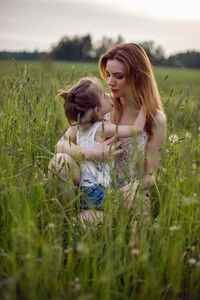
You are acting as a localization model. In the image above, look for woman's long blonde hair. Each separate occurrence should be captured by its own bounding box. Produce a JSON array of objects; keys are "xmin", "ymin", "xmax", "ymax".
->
[{"xmin": 99, "ymin": 43, "xmax": 164, "ymax": 136}]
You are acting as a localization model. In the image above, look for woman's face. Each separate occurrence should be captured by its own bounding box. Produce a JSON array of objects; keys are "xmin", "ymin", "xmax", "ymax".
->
[{"xmin": 105, "ymin": 59, "xmax": 130, "ymax": 99}]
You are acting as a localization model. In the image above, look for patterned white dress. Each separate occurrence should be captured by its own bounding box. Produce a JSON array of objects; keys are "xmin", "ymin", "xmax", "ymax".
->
[{"xmin": 105, "ymin": 113, "xmax": 148, "ymax": 186}]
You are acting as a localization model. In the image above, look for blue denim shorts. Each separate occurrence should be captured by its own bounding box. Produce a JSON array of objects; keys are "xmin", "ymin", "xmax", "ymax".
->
[{"xmin": 80, "ymin": 184, "xmax": 106, "ymax": 210}]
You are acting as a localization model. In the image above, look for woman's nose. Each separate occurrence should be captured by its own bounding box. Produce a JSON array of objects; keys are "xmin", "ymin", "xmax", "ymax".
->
[{"xmin": 107, "ymin": 76, "xmax": 115, "ymax": 86}]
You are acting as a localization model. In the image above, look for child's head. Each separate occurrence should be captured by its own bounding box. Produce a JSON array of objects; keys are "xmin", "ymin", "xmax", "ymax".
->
[{"xmin": 57, "ymin": 77, "xmax": 112, "ymax": 125}]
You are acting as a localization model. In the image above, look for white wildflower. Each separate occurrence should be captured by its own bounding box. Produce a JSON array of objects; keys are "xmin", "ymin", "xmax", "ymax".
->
[
  {"xmin": 70, "ymin": 277, "xmax": 81, "ymax": 292},
  {"xmin": 186, "ymin": 246, "xmax": 195, "ymax": 252},
  {"xmin": 131, "ymin": 248, "xmax": 140, "ymax": 256},
  {"xmin": 47, "ymin": 223, "xmax": 55, "ymax": 229},
  {"xmin": 169, "ymin": 134, "xmax": 179, "ymax": 143},
  {"xmin": 182, "ymin": 197, "xmax": 198, "ymax": 206},
  {"xmin": 187, "ymin": 258, "xmax": 197, "ymax": 266},
  {"xmin": 64, "ymin": 248, "xmax": 72, "ymax": 254},
  {"xmin": 192, "ymin": 163, "xmax": 196, "ymax": 170},
  {"xmin": 170, "ymin": 225, "xmax": 180, "ymax": 232},
  {"xmin": 71, "ymin": 282, "xmax": 80, "ymax": 292},
  {"xmin": 185, "ymin": 132, "xmax": 192, "ymax": 139},
  {"xmin": 76, "ymin": 242, "xmax": 88, "ymax": 255},
  {"xmin": 153, "ymin": 221, "xmax": 159, "ymax": 230}
]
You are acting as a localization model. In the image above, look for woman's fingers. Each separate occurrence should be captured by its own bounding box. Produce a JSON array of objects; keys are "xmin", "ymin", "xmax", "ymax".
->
[
  {"xmin": 94, "ymin": 136, "xmax": 124, "ymax": 161},
  {"xmin": 104, "ymin": 136, "xmax": 115, "ymax": 145},
  {"xmin": 112, "ymin": 148, "xmax": 124, "ymax": 156},
  {"xmin": 104, "ymin": 136, "xmax": 123, "ymax": 148},
  {"xmin": 108, "ymin": 141, "xmax": 124, "ymax": 157}
]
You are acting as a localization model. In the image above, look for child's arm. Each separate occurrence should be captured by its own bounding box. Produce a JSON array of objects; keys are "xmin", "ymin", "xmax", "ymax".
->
[
  {"xmin": 56, "ymin": 125, "xmax": 123, "ymax": 160},
  {"xmin": 96, "ymin": 123, "xmax": 141, "ymax": 141},
  {"xmin": 95, "ymin": 106, "xmax": 146, "ymax": 141}
]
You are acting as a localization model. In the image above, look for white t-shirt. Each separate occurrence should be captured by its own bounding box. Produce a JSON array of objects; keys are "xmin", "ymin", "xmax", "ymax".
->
[{"xmin": 76, "ymin": 122, "xmax": 111, "ymax": 187}]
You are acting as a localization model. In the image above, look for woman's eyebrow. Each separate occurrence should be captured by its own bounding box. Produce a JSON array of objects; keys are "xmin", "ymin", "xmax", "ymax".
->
[{"xmin": 106, "ymin": 70, "xmax": 124, "ymax": 75}]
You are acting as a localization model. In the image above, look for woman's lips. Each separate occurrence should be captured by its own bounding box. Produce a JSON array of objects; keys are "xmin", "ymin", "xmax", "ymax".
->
[{"xmin": 111, "ymin": 88, "xmax": 119, "ymax": 93}]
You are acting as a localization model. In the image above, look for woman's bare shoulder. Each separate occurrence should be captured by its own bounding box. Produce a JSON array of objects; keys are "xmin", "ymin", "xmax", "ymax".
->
[
  {"xmin": 155, "ymin": 109, "xmax": 166, "ymax": 122},
  {"xmin": 154, "ymin": 109, "xmax": 166, "ymax": 128},
  {"xmin": 146, "ymin": 110, "xmax": 166, "ymax": 150}
]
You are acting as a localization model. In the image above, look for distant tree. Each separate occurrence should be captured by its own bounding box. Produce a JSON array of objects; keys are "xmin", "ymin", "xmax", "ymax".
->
[
  {"xmin": 139, "ymin": 41, "xmax": 166, "ymax": 65},
  {"xmin": 0, "ymin": 50, "xmax": 47, "ymax": 60},
  {"xmin": 51, "ymin": 34, "xmax": 92, "ymax": 61},
  {"xmin": 167, "ymin": 51, "xmax": 200, "ymax": 68},
  {"xmin": 93, "ymin": 35, "xmax": 125, "ymax": 60},
  {"xmin": 165, "ymin": 55, "xmax": 184, "ymax": 68}
]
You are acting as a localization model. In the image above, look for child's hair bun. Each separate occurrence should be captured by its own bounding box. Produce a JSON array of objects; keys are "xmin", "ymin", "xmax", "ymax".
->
[{"xmin": 56, "ymin": 89, "xmax": 69, "ymax": 100}]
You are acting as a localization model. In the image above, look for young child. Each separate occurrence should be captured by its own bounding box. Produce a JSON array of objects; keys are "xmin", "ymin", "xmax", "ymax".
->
[{"xmin": 57, "ymin": 77, "xmax": 145, "ymax": 210}]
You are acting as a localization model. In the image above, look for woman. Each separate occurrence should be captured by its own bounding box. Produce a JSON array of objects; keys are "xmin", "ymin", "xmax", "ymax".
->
[{"xmin": 48, "ymin": 43, "xmax": 166, "ymax": 219}]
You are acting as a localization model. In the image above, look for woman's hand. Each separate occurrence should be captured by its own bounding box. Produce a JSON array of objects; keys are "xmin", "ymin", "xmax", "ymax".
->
[{"xmin": 91, "ymin": 136, "xmax": 124, "ymax": 161}]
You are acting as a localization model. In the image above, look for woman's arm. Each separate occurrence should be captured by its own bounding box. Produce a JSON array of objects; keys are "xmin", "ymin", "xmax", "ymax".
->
[
  {"xmin": 142, "ymin": 110, "xmax": 167, "ymax": 189},
  {"xmin": 56, "ymin": 126, "xmax": 123, "ymax": 161}
]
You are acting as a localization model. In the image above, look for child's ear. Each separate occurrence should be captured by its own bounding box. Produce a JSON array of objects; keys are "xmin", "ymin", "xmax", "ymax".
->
[{"xmin": 94, "ymin": 106, "xmax": 101, "ymax": 117}]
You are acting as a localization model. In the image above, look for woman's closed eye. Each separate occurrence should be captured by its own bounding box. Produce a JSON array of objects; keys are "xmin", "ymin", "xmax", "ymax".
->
[
  {"xmin": 106, "ymin": 73, "xmax": 124, "ymax": 80},
  {"xmin": 115, "ymin": 74, "xmax": 124, "ymax": 79}
]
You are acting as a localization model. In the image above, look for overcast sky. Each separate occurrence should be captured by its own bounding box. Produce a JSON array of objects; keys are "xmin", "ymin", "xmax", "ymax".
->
[{"xmin": 0, "ymin": 0, "xmax": 200, "ymax": 56}]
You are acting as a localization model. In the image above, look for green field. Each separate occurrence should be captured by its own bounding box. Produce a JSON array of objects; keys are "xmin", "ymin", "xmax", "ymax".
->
[{"xmin": 0, "ymin": 60, "xmax": 200, "ymax": 300}]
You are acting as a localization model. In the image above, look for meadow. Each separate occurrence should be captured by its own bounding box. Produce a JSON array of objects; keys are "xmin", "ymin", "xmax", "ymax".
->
[{"xmin": 0, "ymin": 59, "xmax": 200, "ymax": 300}]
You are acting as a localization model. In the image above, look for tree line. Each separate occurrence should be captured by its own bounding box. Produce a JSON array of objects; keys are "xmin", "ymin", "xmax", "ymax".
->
[{"xmin": 0, "ymin": 34, "xmax": 200, "ymax": 68}]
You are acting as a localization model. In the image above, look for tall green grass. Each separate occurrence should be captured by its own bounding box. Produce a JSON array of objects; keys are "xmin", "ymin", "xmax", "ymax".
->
[{"xmin": 0, "ymin": 60, "xmax": 200, "ymax": 300}]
